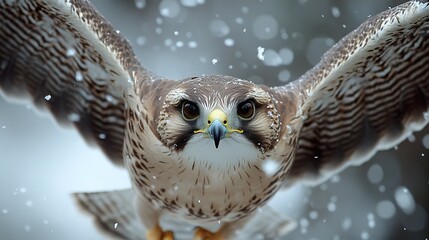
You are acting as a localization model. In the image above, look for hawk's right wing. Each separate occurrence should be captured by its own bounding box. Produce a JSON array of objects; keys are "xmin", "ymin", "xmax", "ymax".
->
[{"xmin": 0, "ymin": 0, "xmax": 162, "ymax": 165}]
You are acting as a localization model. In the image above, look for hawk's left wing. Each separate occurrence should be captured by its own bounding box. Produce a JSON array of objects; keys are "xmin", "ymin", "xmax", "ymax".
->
[{"xmin": 273, "ymin": 0, "xmax": 429, "ymax": 184}]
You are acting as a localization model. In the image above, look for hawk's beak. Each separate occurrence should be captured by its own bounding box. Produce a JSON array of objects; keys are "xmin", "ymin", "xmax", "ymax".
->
[
  {"xmin": 194, "ymin": 109, "xmax": 243, "ymax": 149},
  {"xmin": 208, "ymin": 119, "xmax": 227, "ymax": 149}
]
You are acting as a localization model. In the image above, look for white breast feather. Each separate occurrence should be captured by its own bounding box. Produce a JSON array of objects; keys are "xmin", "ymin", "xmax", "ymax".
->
[{"xmin": 179, "ymin": 133, "xmax": 263, "ymax": 170}]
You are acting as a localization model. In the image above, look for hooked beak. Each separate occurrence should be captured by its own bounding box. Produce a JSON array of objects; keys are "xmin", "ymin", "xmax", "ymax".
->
[
  {"xmin": 208, "ymin": 120, "xmax": 227, "ymax": 148},
  {"xmin": 194, "ymin": 109, "xmax": 243, "ymax": 149}
]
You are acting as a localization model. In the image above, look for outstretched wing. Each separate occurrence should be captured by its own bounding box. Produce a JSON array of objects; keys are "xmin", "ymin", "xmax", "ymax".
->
[
  {"xmin": 0, "ymin": 0, "xmax": 160, "ymax": 165},
  {"xmin": 275, "ymin": 0, "xmax": 429, "ymax": 184}
]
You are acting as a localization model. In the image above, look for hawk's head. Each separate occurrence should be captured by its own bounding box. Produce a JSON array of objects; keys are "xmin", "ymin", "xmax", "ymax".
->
[{"xmin": 157, "ymin": 75, "xmax": 281, "ymax": 166}]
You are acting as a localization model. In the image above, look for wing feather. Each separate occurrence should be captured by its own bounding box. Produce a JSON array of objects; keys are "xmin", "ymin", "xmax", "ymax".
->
[
  {"xmin": 0, "ymin": 0, "xmax": 161, "ymax": 165},
  {"xmin": 273, "ymin": 0, "xmax": 429, "ymax": 184}
]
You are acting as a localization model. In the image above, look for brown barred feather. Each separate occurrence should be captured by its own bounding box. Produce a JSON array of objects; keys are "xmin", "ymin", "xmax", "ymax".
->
[
  {"xmin": 0, "ymin": 0, "xmax": 166, "ymax": 165},
  {"xmin": 274, "ymin": 0, "xmax": 429, "ymax": 184}
]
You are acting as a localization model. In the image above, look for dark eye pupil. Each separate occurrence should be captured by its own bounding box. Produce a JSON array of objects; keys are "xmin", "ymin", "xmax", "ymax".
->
[
  {"xmin": 238, "ymin": 101, "xmax": 254, "ymax": 119},
  {"xmin": 182, "ymin": 102, "xmax": 199, "ymax": 120}
]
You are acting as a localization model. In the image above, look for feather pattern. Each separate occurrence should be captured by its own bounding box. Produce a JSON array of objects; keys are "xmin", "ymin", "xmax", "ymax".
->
[
  {"xmin": 273, "ymin": 0, "xmax": 429, "ymax": 184},
  {"xmin": 0, "ymin": 0, "xmax": 160, "ymax": 165}
]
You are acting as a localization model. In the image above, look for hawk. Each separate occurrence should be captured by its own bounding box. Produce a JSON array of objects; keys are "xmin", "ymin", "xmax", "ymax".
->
[{"xmin": 0, "ymin": 0, "xmax": 428, "ymax": 239}]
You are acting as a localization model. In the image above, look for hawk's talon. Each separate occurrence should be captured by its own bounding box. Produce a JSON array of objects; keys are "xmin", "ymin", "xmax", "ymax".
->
[
  {"xmin": 193, "ymin": 227, "xmax": 224, "ymax": 240},
  {"xmin": 162, "ymin": 231, "xmax": 174, "ymax": 240},
  {"xmin": 146, "ymin": 224, "xmax": 174, "ymax": 240}
]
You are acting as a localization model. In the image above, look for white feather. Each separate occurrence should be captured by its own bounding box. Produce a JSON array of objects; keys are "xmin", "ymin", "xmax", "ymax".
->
[{"xmin": 179, "ymin": 133, "xmax": 263, "ymax": 171}]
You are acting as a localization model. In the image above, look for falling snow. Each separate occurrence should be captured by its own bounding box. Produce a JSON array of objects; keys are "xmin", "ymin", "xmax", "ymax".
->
[
  {"xmin": 135, "ymin": 0, "xmax": 146, "ymax": 9},
  {"xmin": 67, "ymin": 113, "xmax": 80, "ymax": 122},
  {"xmin": 262, "ymin": 49, "xmax": 283, "ymax": 66},
  {"xmin": 136, "ymin": 36, "xmax": 146, "ymax": 46},
  {"xmin": 367, "ymin": 164, "xmax": 384, "ymax": 184},
  {"xmin": 75, "ymin": 71, "xmax": 83, "ymax": 81},
  {"xmin": 252, "ymin": 15, "xmax": 279, "ymax": 40},
  {"xmin": 279, "ymin": 48, "xmax": 294, "ymax": 65},
  {"xmin": 159, "ymin": 0, "xmax": 181, "ymax": 18},
  {"xmin": 394, "ymin": 186, "xmax": 416, "ymax": 215},
  {"xmin": 331, "ymin": 6, "xmax": 341, "ymax": 18},
  {"xmin": 360, "ymin": 231, "xmax": 369, "ymax": 240},
  {"xmin": 342, "ymin": 218, "xmax": 352, "ymax": 231},
  {"xmin": 24, "ymin": 200, "xmax": 33, "ymax": 208},
  {"xmin": 367, "ymin": 213, "xmax": 376, "ymax": 228},
  {"xmin": 262, "ymin": 159, "xmax": 280, "ymax": 177},
  {"xmin": 66, "ymin": 48, "xmax": 76, "ymax": 57},
  {"xmin": 278, "ymin": 69, "xmax": 291, "ymax": 82},
  {"xmin": 309, "ymin": 210, "xmax": 318, "ymax": 220},
  {"xmin": 188, "ymin": 41, "xmax": 198, "ymax": 48},
  {"xmin": 376, "ymin": 200, "xmax": 396, "ymax": 219},
  {"xmin": 327, "ymin": 202, "xmax": 336, "ymax": 212},
  {"xmin": 224, "ymin": 38, "xmax": 235, "ymax": 47},
  {"xmin": 210, "ymin": 19, "xmax": 230, "ymax": 38},
  {"xmin": 257, "ymin": 46, "xmax": 265, "ymax": 61},
  {"xmin": 180, "ymin": 0, "xmax": 205, "ymax": 7}
]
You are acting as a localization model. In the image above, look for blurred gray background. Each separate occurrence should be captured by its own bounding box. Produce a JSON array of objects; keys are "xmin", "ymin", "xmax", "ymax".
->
[{"xmin": 0, "ymin": 0, "xmax": 428, "ymax": 239}]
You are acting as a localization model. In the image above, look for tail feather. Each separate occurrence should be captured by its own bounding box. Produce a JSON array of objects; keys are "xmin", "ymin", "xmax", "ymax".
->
[
  {"xmin": 73, "ymin": 189, "xmax": 296, "ymax": 240},
  {"xmin": 74, "ymin": 189, "xmax": 144, "ymax": 240}
]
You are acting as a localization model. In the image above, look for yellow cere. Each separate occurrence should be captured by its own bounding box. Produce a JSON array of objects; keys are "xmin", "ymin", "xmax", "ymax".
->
[
  {"xmin": 208, "ymin": 109, "xmax": 227, "ymax": 125},
  {"xmin": 194, "ymin": 109, "xmax": 244, "ymax": 134}
]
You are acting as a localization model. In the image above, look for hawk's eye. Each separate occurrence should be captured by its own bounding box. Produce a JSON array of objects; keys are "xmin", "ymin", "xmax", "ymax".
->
[
  {"xmin": 237, "ymin": 100, "xmax": 255, "ymax": 120},
  {"xmin": 182, "ymin": 101, "xmax": 199, "ymax": 121}
]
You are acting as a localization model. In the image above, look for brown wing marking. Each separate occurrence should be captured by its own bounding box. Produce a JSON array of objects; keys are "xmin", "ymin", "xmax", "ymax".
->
[
  {"xmin": 0, "ymin": 0, "xmax": 166, "ymax": 165},
  {"xmin": 272, "ymin": 1, "xmax": 429, "ymax": 184}
]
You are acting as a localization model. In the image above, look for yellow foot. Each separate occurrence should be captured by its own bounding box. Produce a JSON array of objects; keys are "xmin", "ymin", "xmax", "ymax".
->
[
  {"xmin": 146, "ymin": 224, "xmax": 174, "ymax": 240},
  {"xmin": 193, "ymin": 227, "xmax": 223, "ymax": 240}
]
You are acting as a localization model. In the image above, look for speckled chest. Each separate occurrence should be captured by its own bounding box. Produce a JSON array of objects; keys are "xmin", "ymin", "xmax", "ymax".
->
[{"xmin": 123, "ymin": 109, "xmax": 286, "ymax": 223}]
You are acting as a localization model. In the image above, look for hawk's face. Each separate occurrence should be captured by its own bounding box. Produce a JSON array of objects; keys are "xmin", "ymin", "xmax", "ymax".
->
[{"xmin": 157, "ymin": 75, "xmax": 281, "ymax": 167}]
